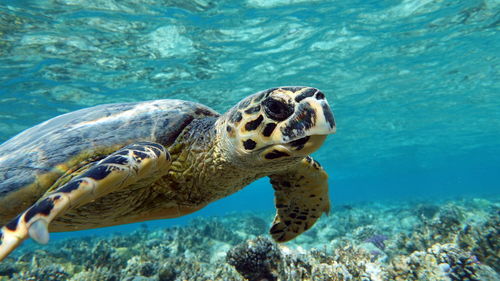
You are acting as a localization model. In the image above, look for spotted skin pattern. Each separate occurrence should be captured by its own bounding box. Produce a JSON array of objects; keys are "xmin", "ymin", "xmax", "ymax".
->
[
  {"xmin": 0, "ymin": 142, "xmax": 170, "ymax": 261},
  {"xmin": 222, "ymin": 87, "xmax": 335, "ymax": 159},
  {"xmin": 269, "ymin": 156, "xmax": 329, "ymax": 242},
  {"xmin": 0, "ymin": 99, "xmax": 217, "ymax": 225},
  {"xmin": 220, "ymin": 87, "xmax": 335, "ymax": 241},
  {"xmin": 0, "ymin": 86, "xmax": 336, "ymax": 261}
]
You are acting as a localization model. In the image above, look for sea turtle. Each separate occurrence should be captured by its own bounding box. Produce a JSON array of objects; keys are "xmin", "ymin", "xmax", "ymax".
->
[{"xmin": 0, "ymin": 86, "xmax": 335, "ymax": 261}]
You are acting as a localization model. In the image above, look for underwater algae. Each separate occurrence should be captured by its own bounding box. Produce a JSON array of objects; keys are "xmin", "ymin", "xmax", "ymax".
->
[{"xmin": 0, "ymin": 197, "xmax": 498, "ymax": 280}]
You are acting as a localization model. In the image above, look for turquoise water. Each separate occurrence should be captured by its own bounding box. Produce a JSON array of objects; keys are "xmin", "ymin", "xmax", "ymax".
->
[{"xmin": 0, "ymin": 0, "xmax": 499, "ymax": 240}]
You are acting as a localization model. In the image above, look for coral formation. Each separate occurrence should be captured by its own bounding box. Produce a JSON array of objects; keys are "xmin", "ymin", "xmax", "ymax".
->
[
  {"xmin": 226, "ymin": 236, "xmax": 282, "ymax": 281},
  {"xmin": 388, "ymin": 243, "xmax": 498, "ymax": 281},
  {"xmin": 0, "ymin": 197, "xmax": 498, "ymax": 281}
]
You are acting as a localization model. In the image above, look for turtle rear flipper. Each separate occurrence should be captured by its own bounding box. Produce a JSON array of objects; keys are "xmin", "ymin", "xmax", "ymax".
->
[
  {"xmin": 269, "ymin": 156, "xmax": 330, "ymax": 242},
  {"xmin": 0, "ymin": 141, "xmax": 171, "ymax": 261}
]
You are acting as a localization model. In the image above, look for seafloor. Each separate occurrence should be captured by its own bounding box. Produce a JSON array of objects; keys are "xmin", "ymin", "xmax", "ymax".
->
[{"xmin": 0, "ymin": 196, "xmax": 498, "ymax": 281}]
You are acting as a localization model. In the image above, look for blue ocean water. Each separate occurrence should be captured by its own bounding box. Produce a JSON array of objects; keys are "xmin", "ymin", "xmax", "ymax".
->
[{"xmin": 0, "ymin": 0, "xmax": 498, "ymax": 243}]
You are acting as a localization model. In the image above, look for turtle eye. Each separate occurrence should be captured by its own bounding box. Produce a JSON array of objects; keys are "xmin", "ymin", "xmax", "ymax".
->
[{"xmin": 263, "ymin": 98, "xmax": 294, "ymax": 121}]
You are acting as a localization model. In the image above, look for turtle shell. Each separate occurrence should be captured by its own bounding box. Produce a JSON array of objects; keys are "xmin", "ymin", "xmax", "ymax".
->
[{"xmin": 0, "ymin": 99, "xmax": 219, "ymax": 224}]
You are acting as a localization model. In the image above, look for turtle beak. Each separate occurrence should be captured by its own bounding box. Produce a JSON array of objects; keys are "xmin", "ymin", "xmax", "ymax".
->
[
  {"xmin": 284, "ymin": 134, "xmax": 328, "ymax": 155},
  {"xmin": 300, "ymin": 101, "xmax": 336, "ymax": 137},
  {"xmin": 267, "ymin": 89, "xmax": 335, "ymax": 157},
  {"xmin": 277, "ymin": 93, "xmax": 336, "ymax": 143}
]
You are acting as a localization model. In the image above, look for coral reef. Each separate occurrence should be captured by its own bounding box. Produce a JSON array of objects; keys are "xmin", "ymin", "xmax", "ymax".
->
[
  {"xmin": 388, "ymin": 243, "xmax": 499, "ymax": 281},
  {"xmin": 0, "ymin": 197, "xmax": 498, "ymax": 281},
  {"xmin": 226, "ymin": 236, "xmax": 282, "ymax": 281},
  {"xmin": 8, "ymin": 257, "xmax": 70, "ymax": 281}
]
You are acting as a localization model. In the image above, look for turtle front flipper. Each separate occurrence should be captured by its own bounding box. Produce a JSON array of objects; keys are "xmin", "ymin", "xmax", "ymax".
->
[
  {"xmin": 0, "ymin": 141, "xmax": 170, "ymax": 261},
  {"xmin": 269, "ymin": 156, "xmax": 330, "ymax": 242}
]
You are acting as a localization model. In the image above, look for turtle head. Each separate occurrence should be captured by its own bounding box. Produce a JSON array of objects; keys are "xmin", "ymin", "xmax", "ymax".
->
[{"xmin": 220, "ymin": 86, "xmax": 335, "ymax": 165}]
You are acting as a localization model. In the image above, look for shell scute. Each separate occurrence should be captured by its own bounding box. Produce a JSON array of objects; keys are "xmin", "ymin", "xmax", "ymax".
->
[{"xmin": 0, "ymin": 99, "xmax": 218, "ymax": 224}]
